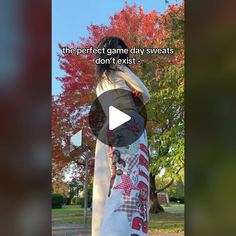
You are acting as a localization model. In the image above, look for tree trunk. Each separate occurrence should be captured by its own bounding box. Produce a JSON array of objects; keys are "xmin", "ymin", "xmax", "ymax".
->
[{"xmin": 149, "ymin": 173, "xmax": 164, "ymax": 213}]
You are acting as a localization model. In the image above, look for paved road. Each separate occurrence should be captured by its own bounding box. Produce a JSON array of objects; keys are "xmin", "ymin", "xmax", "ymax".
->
[
  {"xmin": 52, "ymin": 222, "xmax": 90, "ymax": 236},
  {"xmin": 52, "ymin": 222, "xmax": 184, "ymax": 236}
]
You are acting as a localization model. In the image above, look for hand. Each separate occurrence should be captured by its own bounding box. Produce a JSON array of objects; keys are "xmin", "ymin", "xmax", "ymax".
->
[{"xmin": 132, "ymin": 90, "xmax": 141, "ymax": 97}]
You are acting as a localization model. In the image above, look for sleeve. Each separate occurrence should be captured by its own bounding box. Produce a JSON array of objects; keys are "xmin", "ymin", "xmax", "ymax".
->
[{"xmin": 115, "ymin": 66, "xmax": 151, "ymax": 104}]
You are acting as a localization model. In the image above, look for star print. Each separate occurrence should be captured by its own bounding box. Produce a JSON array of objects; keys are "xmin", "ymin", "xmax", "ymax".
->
[
  {"xmin": 114, "ymin": 195, "xmax": 139, "ymax": 222},
  {"xmin": 113, "ymin": 174, "xmax": 139, "ymax": 196}
]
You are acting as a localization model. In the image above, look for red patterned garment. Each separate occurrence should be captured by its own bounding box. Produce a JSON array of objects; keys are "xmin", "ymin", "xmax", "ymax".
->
[{"xmin": 92, "ymin": 132, "xmax": 150, "ymax": 236}]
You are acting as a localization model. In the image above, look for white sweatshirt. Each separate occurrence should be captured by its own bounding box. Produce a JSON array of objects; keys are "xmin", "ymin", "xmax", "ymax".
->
[{"xmin": 96, "ymin": 65, "xmax": 150, "ymax": 104}]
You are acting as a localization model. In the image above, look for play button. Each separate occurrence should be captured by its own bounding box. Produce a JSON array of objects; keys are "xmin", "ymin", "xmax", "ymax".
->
[
  {"xmin": 89, "ymin": 89, "xmax": 147, "ymax": 147},
  {"xmin": 109, "ymin": 106, "xmax": 131, "ymax": 131}
]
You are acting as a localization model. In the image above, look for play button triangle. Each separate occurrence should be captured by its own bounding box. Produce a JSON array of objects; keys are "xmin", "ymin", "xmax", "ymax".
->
[
  {"xmin": 109, "ymin": 106, "xmax": 131, "ymax": 131},
  {"xmin": 89, "ymin": 89, "xmax": 147, "ymax": 147}
]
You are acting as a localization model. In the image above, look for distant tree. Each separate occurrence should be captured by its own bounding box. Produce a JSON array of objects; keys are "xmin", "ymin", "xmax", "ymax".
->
[
  {"xmin": 68, "ymin": 178, "xmax": 84, "ymax": 200},
  {"xmin": 52, "ymin": 180, "xmax": 69, "ymax": 198}
]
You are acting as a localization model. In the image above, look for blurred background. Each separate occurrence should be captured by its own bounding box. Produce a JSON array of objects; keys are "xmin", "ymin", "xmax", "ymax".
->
[
  {"xmin": 0, "ymin": 0, "xmax": 51, "ymax": 235},
  {"xmin": 185, "ymin": 0, "xmax": 236, "ymax": 235}
]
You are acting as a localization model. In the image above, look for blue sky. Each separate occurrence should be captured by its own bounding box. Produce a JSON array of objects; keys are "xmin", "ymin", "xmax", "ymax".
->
[{"xmin": 52, "ymin": 0, "xmax": 180, "ymax": 95}]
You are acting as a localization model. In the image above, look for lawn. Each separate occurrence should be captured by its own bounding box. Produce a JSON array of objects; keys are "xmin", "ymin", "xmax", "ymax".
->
[
  {"xmin": 149, "ymin": 204, "xmax": 184, "ymax": 233},
  {"xmin": 52, "ymin": 205, "xmax": 92, "ymax": 224},
  {"xmin": 52, "ymin": 204, "xmax": 184, "ymax": 233},
  {"xmin": 52, "ymin": 205, "xmax": 85, "ymax": 215}
]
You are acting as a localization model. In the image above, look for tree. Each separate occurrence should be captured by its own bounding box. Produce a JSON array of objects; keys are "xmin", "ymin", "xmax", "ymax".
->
[
  {"xmin": 52, "ymin": 180, "xmax": 69, "ymax": 198},
  {"xmin": 157, "ymin": 168, "xmax": 184, "ymax": 200},
  {"xmin": 68, "ymin": 178, "xmax": 83, "ymax": 200},
  {"xmin": 146, "ymin": 63, "xmax": 184, "ymax": 212},
  {"xmin": 52, "ymin": 2, "xmax": 184, "ymax": 213}
]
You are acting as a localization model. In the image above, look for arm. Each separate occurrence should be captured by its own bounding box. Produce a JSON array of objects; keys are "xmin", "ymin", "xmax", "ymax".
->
[{"xmin": 115, "ymin": 66, "xmax": 151, "ymax": 104}]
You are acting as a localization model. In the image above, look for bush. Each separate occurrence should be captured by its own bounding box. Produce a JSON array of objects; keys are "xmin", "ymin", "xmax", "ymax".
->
[
  {"xmin": 77, "ymin": 197, "xmax": 84, "ymax": 206},
  {"xmin": 70, "ymin": 186, "xmax": 93, "ymax": 207},
  {"xmin": 71, "ymin": 196, "xmax": 80, "ymax": 205},
  {"xmin": 64, "ymin": 197, "xmax": 71, "ymax": 205},
  {"xmin": 71, "ymin": 196, "xmax": 92, "ymax": 207},
  {"xmin": 52, "ymin": 193, "xmax": 64, "ymax": 208},
  {"xmin": 79, "ymin": 196, "xmax": 92, "ymax": 208}
]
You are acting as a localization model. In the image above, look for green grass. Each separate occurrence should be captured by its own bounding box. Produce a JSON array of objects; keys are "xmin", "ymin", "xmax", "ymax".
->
[
  {"xmin": 54, "ymin": 216, "xmax": 92, "ymax": 224},
  {"xmin": 149, "ymin": 204, "xmax": 184, "ymax": 233},
  {"xmin": 52, "ymin": 204, "xmax": 184, "ymax": 233},
  {"xmin": 164, "ymin": 204, "xmax": 185, "ymax": 213},
  {"xmin": 52, "ymin": 205, "xmax": 85, "ymax": 215},
  {"xmin": 52, "ymin": 205, "xmax": 92, "ymax": 224}
]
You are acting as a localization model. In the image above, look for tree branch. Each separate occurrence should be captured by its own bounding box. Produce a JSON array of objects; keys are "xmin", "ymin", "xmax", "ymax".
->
[
  {"xmin": 157, "ymin": 179, "xmax": 174, "ymax": 193},
  {"xmin": 156, "ymin": 167, "xmax": 182, "ymax": 193}
]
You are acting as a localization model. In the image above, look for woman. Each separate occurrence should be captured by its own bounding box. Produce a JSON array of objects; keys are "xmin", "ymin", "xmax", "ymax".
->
[{"xmin": 92, "ymin": 36, "xmax": 150, "ymax": 236}]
